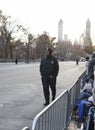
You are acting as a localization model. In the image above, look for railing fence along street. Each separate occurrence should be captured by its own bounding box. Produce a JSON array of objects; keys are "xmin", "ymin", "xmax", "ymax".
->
[
  {"xmin": 85, "ymin": 106, "xmax": 95, "ymax": 130},
  {"xmin": 31, "ymin": 71, "xmax": 86, "ymax": 130}
]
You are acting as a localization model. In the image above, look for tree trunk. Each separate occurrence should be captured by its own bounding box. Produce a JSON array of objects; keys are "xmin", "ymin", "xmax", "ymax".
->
[
  {"xmin": 5, "ymin": 44, "xmax": 8, "ymax": 59},
  {"xmin": 10, "ymin": 45, "xmax": 13, "ymax": 59}
]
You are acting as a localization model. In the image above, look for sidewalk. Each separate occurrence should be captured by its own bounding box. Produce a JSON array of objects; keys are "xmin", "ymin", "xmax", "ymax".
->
[{"xmin": 68, "ymin": 120, "xmax": 83, "ymax": 130}]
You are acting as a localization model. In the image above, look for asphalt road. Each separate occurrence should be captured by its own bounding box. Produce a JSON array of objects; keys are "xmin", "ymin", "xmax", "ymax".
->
[{"xmin": 0, "ymin": 61, "xmax": 85, "ymax": 130}]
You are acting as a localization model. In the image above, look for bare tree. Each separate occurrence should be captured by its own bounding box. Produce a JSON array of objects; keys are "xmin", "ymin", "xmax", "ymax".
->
[
  {"xmin": 35, "ymin": 32, "xmax": 56, "ymax": 57},
  {"xmin": 20, "ymin": 26, "xmax": 35, "ymax": 61},
  {"xmin": 0, "ymin": 11, "xmax": 24, "ymax": 59}
]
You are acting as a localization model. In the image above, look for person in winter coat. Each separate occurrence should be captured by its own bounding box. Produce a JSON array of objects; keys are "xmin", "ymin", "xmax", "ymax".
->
[
  {"xmin": 88, "ymin": 53, "xmax": 95, "ymax": 81},
  {"xmin": 40, "ymin": 48, "xmax": 59, "ymax": 106}
]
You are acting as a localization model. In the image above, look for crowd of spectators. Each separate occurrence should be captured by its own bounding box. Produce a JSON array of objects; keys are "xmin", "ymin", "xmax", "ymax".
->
[{"xmin": 73, "ymin": 53, "xmax": 95, "ymax": 130}]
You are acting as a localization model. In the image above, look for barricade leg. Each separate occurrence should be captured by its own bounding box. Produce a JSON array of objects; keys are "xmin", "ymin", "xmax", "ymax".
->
[{"xmin": 22, "ymin": 127, "xmax": 30, "ymax": 130}]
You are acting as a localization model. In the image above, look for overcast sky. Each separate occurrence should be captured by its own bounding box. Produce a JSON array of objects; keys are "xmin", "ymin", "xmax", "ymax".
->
[{"xmin": 0, "ymin": 0, "xmax": 95, "ymax": 43}]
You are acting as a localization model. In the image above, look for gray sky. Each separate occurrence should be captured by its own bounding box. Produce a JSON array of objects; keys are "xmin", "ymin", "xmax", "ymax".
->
[{"xmin": 0, "ymin": 0, "xmax": 95, "ymax": 43}]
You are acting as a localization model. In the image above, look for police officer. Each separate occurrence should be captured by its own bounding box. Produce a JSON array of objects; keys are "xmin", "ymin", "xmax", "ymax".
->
[
  {"xmin": 88, "ymin": 53, "xmax": 95, "ymax": 81},
  {"xmin": 40, "ymin": 48, "xmax": 59, "ymax": 106}
]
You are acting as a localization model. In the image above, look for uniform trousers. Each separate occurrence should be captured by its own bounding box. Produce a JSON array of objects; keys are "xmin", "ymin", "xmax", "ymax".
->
[{"xmin": 41, "ymin": 76, "xmax": 56, "ymax": 103}]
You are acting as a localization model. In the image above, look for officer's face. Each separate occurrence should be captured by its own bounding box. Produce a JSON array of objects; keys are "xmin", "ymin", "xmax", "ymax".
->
[{"xmin": 45, "ymin": 50, "xmax": 51, "ymax": 57}]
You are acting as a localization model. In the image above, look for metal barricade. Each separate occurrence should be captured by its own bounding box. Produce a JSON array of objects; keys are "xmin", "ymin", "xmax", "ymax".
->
[
  {"xmin": 86, "ymin": 106, "xmax": 95, "ymax": 130},
  {"xmin": 32, "ymin": 90, "xmax": 68, "ymax": 130},
  {"xmin": 32, "ymin": 71, "xmax": 86, "ymax": 130},
  {"xmin": 65, "ymin": 71, "xmax": 85, "ymax": 127}
]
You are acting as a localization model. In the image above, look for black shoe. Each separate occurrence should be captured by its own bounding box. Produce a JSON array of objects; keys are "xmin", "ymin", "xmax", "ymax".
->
[
  {"xmin": 52, "ymin": 97, "xmax": 55, "ymax": 101},
  {"xmin": 43, "ymin": 102, "xmax": 49, "ymax": 106}
]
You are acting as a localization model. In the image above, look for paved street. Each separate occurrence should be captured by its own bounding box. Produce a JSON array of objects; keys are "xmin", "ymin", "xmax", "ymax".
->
[{"xmin": 0, "ymin": 61, "xmax": 85, "ymax": 130}]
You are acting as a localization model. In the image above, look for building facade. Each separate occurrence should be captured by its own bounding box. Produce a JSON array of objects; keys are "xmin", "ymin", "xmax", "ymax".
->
[
  {"xmin": 58, "ymin": 19, "xmax": 63, "ymax": 42},
  {"xmin": 84, "ymin": 18, "xmax": 93, "ymax": 53}
]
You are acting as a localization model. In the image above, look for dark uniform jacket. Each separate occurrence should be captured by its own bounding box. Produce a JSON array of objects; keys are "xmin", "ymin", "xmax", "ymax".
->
[
  {"xmin": 88, "ymin": 58, "xmax": 95, "ymax": 79},
  {"xmin": 40, "ymin": 56, "xmax": 59, "ymax": 77}
]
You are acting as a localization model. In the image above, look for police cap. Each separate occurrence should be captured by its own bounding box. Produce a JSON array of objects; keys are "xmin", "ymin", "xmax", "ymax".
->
[{"xmin": 46, "ymin": 48, "xmax": 53, "ymax": 53}]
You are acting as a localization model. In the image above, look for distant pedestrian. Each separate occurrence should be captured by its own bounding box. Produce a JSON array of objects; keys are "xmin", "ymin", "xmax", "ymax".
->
[
  {"xmin": 40, "ymin": 48, "xmax": 59, "ymax": 106},
  {"xmin": 85, "ymin": 56, "xmax": 90, "ymax": 76},
  {"xmin": 15, "ymin": 58, "xmax": 18, "ymax": 64},
  {"xmin": 76, "ymin": 56, "xmax": 79, "ymax": 65}
]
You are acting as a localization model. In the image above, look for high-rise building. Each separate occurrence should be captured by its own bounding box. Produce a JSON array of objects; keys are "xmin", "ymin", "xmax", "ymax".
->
[
  {"xmin": 79, "ymin": 33, "xmax": 85, "ymax": 47},
  {"xmin": 84, "ymin": 18, "xmax": 91, "ymax": 46},
  {"xmin": 58, "ymin": 19, "xmax": 63, "ymax": 42},
  {"xmin": 64, "ymin": 34, "xmax": 68, "ymax": 41},
  {"xmin": 84, "ymin": 18, "xmax": 92, "ymax": 53},
  {"xmin": 86, "ymin": 18, "xmax": 90, "ymax": 38}
]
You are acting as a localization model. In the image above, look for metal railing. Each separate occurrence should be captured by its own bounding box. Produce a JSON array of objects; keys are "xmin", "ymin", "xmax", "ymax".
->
[
  {"xmin": 31, "ymin": 71, "xmax": 86, "ymax": 130},
  {"xmin": 86, "ymin": 106, "xmax": 95, "ymax": 130}
]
